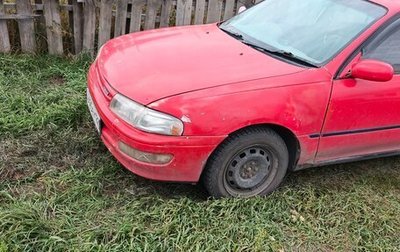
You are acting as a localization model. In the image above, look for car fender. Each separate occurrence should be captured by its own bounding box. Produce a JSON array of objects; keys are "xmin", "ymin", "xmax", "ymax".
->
[{"xmin": 149, "ymin": 70, "xmax": 332, "ymax": 165}]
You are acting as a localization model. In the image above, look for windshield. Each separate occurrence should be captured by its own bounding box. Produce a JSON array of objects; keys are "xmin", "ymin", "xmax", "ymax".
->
[{"xmin": 220, "ymin": 0, "xmax": 386, "ymax": 65}]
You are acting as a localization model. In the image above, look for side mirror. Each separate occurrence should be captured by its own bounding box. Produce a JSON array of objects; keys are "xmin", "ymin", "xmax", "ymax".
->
[
  {"xmin": 238, "ymin": 6, "xmax": 247, "ymax": 14},
  {"xmin": 351, "ymin": 59, "xmax": 394, "ymax": 82}
]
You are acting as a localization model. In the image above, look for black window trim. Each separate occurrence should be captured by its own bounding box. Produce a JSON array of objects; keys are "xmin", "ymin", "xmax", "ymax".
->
[
  {"xmin": 222, "ymin": 0, "xmax": 388, "ymax": 68},
  {"xmin": 335, "ymin": 13, "xmax": 400, "ymax": 79}
]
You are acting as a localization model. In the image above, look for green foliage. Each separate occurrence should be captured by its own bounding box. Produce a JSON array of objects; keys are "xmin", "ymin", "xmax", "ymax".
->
[
  {"xmin": 0, "ymin": 54, "xmax": 399, "ymax": 251},
  {"xmin": 0, "ymin": 54, "xmax": 91, "ymax": 136}
]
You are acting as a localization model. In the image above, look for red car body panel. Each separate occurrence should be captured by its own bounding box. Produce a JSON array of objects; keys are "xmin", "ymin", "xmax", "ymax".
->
[
  {"xmin": 149, "ymin": 72, "xmax": 332, "ymax": 165},
  {"xmin": 96, "ymin": 24, "xmax": 305, "ymax": 105},
  {"xmin": 88, "ymin": 65, "xmax": 226, "ymax": 181},
  {"xmin": 87, "ymin": 0, "xmax": 400, "ymax": 182},
  {"xmin": 316, "ymin": 74, "xmax": 400, "ymax": 162}
]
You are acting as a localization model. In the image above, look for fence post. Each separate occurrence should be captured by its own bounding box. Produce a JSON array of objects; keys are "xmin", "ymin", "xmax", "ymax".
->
[
  {"xmin": 238, "ymin": 0, "xmax": 254, "ymax": 8},
  {"xmin": 98, "ymin": 0, "xmax": 113, "ymax": 47},
  {"xmin": 159, "ymin": 0, "xmax": 172, "ymax": 28},
  {"xmin": 114, "ymin": 0, "xmax": 128, "ymax": 37},
  {"xmin": 176, "ymin": 0, "xmax": 193, "ymax": 26},
  {"xmin": 83, "ymin": 0, "xmax": 96, "ymax": 55},
  {"xmin": 194, "ymin": 0, "xmax": 205, "ymax": 25},
  {"xmin": 16, "ymin": 0, "xmax": 36, "ymax": 53},
  {"xmin": 144, "ymin": 0, "xmax": 160, "ymax": 30},
  {"xmin": 43, "ymin": 0, "xmax": 63, "ymax": 55},
  {"xmin": 129, "ymin": 0, "xmax": 146, "ymax": 33},
  {"xmin": 0, "ymin": 0, "xmax": 11, "ymax": 53},
  {"xmin": 223, "ymin": 0, "xmax": 236, "ymax": 20},
  {"xmin": 72, "ymin": 0, "xmax": 83, "ymax": 54},
  {"xmin": 207, "ymin": 0, "xmax": 223, "ymax": 23}
]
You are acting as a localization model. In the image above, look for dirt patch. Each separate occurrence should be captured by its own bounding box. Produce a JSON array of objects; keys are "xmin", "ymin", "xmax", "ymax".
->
[
  {"xmin": 0, "ymin": 125, "xmax": 104, "ymax": 182},
  {"xmin": 19, "ymin": 149, "xmax": 38, "ymax": 157},
  {"xmin": 48, "ymin": 75, "xmax": 65, "ymax": 86}
]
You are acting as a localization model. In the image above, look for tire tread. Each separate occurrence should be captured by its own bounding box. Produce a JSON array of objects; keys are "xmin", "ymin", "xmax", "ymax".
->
[{"xmin": 202, "ymin": 127, "xmax": 288, "ymax": 198}]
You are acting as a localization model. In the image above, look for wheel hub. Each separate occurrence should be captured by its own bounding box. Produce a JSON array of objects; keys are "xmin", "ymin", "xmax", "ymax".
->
[
  {"xmin": 240, "ymin": 161, "xmax": 260, "ymax": 179},
  {"xmin": 226, "ymin": 147, "xmax": 272, "ymax": 190}
]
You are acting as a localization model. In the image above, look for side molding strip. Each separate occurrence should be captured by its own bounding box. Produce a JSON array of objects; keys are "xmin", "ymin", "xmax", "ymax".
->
[{"xmin": 309, "ymin": 124, "xmax": 400, "ymax": 138}]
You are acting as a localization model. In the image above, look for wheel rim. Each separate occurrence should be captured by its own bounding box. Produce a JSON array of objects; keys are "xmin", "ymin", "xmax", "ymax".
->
[{"xmin": 223, "ymin": 145, "xmax": 276, "ymax": 196}]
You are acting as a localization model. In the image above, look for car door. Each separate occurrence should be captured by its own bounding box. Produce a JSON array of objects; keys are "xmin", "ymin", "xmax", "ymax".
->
[{"xmin": 316, "ymin": 18, "xmax": 400, "ymax": 162}]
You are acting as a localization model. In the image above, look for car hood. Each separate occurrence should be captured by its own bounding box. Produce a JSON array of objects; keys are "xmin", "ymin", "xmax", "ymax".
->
[{"xmin": 97, "ymin": 24, "xmax": 305, "ymax": 105}]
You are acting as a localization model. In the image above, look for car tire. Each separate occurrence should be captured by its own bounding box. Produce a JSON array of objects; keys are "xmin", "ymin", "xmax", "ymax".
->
[{"xmin": 202, "ymin": 127, "xmax": 289, "ymax": 198}]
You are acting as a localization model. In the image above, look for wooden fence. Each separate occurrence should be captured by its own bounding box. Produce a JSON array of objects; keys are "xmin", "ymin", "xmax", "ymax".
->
[{"xmin": 0, "ymin": 0, "xmax": 260, "ymax": 56}]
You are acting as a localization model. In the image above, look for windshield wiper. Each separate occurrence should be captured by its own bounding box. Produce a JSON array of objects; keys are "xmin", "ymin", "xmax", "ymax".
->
[
  {"xmin": 242, "ymin": 41, "xmax": 318, "ymax": 68},
  {"xmin": 220, "ymin": 26, "xmax": 317, "ymax": 68},
  {"xmin": 220, "ymin": 27, "xmax": 243, "ymax": 40}
]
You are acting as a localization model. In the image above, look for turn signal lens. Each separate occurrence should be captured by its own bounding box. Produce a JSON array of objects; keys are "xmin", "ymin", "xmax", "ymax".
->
[{"xmin": 118, "ymin": 141, "xmax": 173, "ymax": 164}]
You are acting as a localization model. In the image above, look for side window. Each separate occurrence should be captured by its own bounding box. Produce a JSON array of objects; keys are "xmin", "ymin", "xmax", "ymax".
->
[{"xmin": 364, "ymin": 27, "xmax": 400, "ymax": 73}]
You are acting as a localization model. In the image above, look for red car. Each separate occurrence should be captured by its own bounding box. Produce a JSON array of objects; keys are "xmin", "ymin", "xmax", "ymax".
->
[{"xmin": 87, "ymin": 0, "xmax": 400, "ymax": 197}]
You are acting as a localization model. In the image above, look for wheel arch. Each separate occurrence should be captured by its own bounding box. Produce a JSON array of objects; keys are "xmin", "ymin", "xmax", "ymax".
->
[
  {"xmin": 266, "ymin": 124, "xmax": 300, "ymax": 171},
  {"xmin": 204, "ymin": 123, "xmax": 301, "ymax": 175}
]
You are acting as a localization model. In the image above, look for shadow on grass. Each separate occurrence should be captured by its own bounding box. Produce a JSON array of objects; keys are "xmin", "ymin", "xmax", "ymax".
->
[
  {"xmin": 107, "ymin": 154, "xmax": 400, "ymax": 201},
  {"xmin": 2, "ymin": 123, "xmax": 399, "ymax": 201},
  {"xmin": 285, "ymin": 155, "xmax": 400, "ymax": 191},
  {"xmin": 103, "ymin": 165, "xmax": 210, "ymax": 201}
]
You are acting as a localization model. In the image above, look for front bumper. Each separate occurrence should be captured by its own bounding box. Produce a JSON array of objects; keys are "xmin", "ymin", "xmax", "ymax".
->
[{"xmin": 87, "ymin": 63, "xmax": 225, "ymax": 182}]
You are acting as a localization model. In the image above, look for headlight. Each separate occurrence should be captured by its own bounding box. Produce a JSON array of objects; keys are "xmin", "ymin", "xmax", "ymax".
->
[{"xmin": 110, "ymin": 94, "xmax": 184, "ymax": 136}]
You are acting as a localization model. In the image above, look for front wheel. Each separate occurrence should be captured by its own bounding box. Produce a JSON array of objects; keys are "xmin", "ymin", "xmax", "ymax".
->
[{"xmin": 202, "ymin": 127, "xmax": 289, "ymax": 198}]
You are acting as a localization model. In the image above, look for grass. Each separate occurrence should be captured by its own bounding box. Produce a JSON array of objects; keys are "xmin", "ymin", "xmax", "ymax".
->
[{"xmin": 0, "ymin": 54, "xmax": 399, "ymax": 251}]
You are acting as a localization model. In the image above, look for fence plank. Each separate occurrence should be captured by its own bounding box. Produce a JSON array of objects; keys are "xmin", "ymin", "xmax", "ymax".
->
[
  {"xmin": 194, "ymin": 0, "xmax": 205, "ymax": 25},
  {"xmin": 0, "ymin": 0, "xmax": 10, "ymax": 52},
  {"xmin": 43, "ymin": 0, "xmax": 63, "ymax": 55},
  {"xmin": 206, "ymin": 0, "xmax": 222, "ymax": 23},
  {"xmin": 16, "ymin": 0, "xmax": 36, "ymax": 53},
  {"xmin": 0, "ymin": 0, "xmax": 258, "ymax": 55},
  {"xmin": 159, "ymin": 0, "xmax": 172, "ymax": 28},
  {"xmin": 144, "ymin": 0, "xmax": 159, "ymax": 30},
  {"xmin": 114, "ymin": 0, "xmax": 128, "ymax": 37},
  {"xmin": 82, "ymin": 0, "xmax": 96, "ymax": 55},
  {"xmin": 98, "ymin": 0, "xmax": 113, "ymax": 47},
  {"xmin": 223, "ymin": 0, "xmax": 235, "ymax": 20},
  {"xmin": 238, "ymin": 0, "xmax": 253, "ymax": 9},
  {"xmin": 72, "ymin": 0, "xmax": 83, "ymax": 54},
  {"xmin": 3, "ymin": 3, "xmax": 74, "ymax": 12},
  {"xmin": 176, "ymin": 0, "xmax": 192, "ymax": 26},
  {"xmin": 129, "ymin": 0, "xmax": 146, "ymax": 33}
]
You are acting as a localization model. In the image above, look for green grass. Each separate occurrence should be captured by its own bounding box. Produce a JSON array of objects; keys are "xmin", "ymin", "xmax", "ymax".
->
[{"xmin": 0, "ymin": 54, "xmax": 399, "ymax": 251}]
